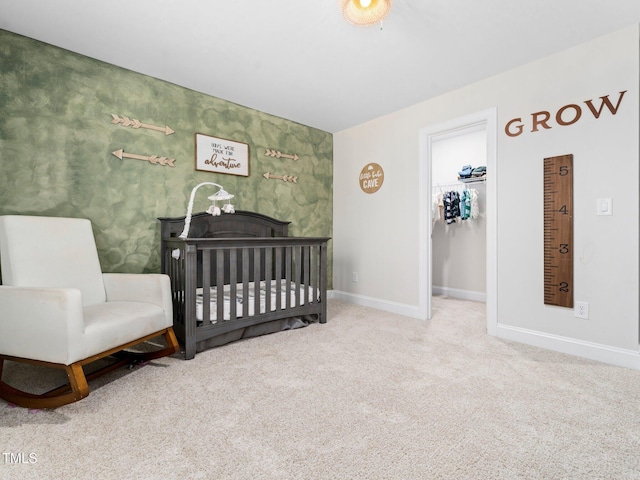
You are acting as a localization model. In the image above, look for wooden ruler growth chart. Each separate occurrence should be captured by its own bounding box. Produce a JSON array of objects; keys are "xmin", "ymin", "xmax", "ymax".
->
[{"xmin": 543, "ymin": 154, "xmax": 573, "ymax": 308}]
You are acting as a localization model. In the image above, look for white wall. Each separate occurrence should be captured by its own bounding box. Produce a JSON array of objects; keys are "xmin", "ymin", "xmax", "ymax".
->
[{"xmin": 333, "ymin": 24, "xmax": 639, "ymax": 368}]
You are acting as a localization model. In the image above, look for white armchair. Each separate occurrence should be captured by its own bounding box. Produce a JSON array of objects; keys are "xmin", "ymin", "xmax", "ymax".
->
[{"xmin": 0, "ymin": 215, "xmax": 178, "ymax": 409}]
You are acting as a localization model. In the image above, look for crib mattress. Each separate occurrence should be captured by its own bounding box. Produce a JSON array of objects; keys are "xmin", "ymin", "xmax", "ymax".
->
[{"xmin": 196, "ymin": 279, "xmax": 318, "ymax": 322}]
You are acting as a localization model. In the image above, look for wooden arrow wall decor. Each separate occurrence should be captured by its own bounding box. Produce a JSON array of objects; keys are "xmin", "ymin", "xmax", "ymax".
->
[
  {"xmin": 265, "ymin": 149, "xmax": 299, "ymax": 161},
  {"xmin": 263, "ymin": 172, "xmax": 298, "ymax": 183},
  {"xmin": 112, "ymin": 149, "xmax": 176, "ymax": 167},
  {"xmin": 111, "ymin": 114, "xmax": 175, "ymax": 136}
]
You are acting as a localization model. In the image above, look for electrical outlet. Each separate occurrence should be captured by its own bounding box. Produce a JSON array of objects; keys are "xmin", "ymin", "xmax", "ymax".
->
[
  {"xmin": 352, "ymin": 272, "xmax": 358, "ymax": 283},
  {"xmin": 575, "ymin": 301, "xmax": 589, "ymax": 319}
]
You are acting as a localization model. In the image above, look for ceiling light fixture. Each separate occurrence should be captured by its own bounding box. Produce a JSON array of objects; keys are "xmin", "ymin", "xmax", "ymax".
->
[{"xmin": 341, "ymin": 0, "xmax": 392, "ymax": 27}]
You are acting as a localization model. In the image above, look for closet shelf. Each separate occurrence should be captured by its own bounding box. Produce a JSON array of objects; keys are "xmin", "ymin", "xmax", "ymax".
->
[{"xmin": 458, "ymin": 176, "xmax": 487, "ymax": 184}]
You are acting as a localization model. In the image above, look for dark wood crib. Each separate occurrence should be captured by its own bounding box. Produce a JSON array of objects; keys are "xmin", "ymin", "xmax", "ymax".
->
[{"xmin": 159, "ymin": 210, "xmax": 330, "ymax": 359}]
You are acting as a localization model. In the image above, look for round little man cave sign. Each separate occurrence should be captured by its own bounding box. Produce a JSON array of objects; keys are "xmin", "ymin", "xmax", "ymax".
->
[{"xmin": 359, "ymin": 163, "xmax": 384, "ymax": 194}]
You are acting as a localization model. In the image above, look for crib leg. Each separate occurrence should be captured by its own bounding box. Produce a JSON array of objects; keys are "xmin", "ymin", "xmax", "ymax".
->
[{"xmin": 184, "ymin": 339, "xmax": 196, "ymax": 360}]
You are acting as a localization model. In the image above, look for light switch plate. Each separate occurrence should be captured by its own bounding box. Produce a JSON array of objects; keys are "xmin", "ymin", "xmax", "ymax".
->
[{"xmin": 596, "ymin": 198, "xmax": 612, "ymax": 216}]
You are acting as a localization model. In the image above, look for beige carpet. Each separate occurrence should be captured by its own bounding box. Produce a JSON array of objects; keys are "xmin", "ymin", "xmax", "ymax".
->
[{"xmin": 2, "ymin": 297, "xmax": 640, "ymax": 480}]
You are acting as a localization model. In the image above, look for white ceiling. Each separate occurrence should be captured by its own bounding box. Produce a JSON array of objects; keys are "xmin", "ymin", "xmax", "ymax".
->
[{"xmin": 1, "ymin": 1, "xmax": 640, "ymax": 133}]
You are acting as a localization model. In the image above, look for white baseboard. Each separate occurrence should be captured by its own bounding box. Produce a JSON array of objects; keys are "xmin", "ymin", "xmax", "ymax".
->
[
  {"xmin": 432, "ymin": 286, "xmax": 486, "ymax": 303},
  {"xmin": 495, "ymin": 323, "xmax": 640, "ymax": 370},
  {"xmin": 329, "ymin": 290, "xmax": 423, "ymax": 319}
]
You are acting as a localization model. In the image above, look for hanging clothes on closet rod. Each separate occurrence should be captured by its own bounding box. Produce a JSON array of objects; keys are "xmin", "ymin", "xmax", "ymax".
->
[{"xmin": 431, "ymin": 184, "xmax": 480, "ymax": 225}]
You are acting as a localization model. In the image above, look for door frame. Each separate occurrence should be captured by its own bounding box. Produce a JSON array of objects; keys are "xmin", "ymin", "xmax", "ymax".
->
[{"xmin": 418, "ymin": 108, "xmax": 498, "ymax": 335}]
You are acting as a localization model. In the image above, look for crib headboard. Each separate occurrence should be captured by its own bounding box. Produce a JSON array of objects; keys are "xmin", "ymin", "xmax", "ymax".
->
[
  {"xmin": 158, "ymin": 211, "xmax": 293, "ymax": 282},
  {"xmin": 159, "ymin": 210, "xmax": 290, "ymax": 240}
]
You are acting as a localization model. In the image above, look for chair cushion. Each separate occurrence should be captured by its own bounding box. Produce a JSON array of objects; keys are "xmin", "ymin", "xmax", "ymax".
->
[
  {"xmin": 82, "ymin": 301, "xmax": 169, "ymax": 360},
  {"xmin": 0, "ymin": 216, "xmax": 106, "ymax": 306}
]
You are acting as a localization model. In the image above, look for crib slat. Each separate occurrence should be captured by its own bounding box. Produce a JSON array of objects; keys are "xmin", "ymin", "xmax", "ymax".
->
[
  {"xmin": 242, "ymin": 248, "xmax": 250, "ymax": 318},
  {"xmin": 216, "ymin": 249, "xmax": 225, "ymax": 324},
  {"xmin": 294, "ymin": 245, "xmax": 302, "ymax": 307},
  {"xmin": 302, "ymin": 245, "xmax": 310, "ymax": 306},
  {"xmin": 229, "ymin": 248, "xmax": 237, "ymax": 321},
  {"xmin": 202, "ymin": 249, "xmax": 211, "ymax": 325},
  {"xmin": 253, "ymin": 248, "xmax": 261, "ymax": 314},
  {"xmin": 265, "ymin": 247, "xmax": 272, "ymax": 313},
  {"xmin": 285, "ymin": 246, "xmax": 292, "ymax": 308},
  {"xmin": 275, "ymin": 247, "xmax": 282, "ymax": 311}
]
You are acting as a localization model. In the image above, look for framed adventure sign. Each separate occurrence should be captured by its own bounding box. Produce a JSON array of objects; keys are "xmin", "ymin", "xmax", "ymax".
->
[{"xmin": 195, "ymin": 133, "xmax": 249, "ymax": 177}]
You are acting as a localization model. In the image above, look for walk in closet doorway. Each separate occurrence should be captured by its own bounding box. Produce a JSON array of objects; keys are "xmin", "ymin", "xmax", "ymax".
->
[
  {"xmin": 431, "ymin": 125, "xmax": 487, "ymax": 302},
  {"xmin": 418, "ymin": 109, "xmax": 497, "ymax": 334}
]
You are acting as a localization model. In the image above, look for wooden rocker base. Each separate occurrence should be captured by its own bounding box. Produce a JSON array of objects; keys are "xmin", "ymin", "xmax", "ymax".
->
[{"xmin": 0, "ymin": 327, "xmax": 179, "ymax": 410}]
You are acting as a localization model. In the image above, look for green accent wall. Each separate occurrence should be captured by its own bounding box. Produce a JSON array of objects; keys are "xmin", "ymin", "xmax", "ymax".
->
[{"xmin": 0, "ymin": 30, "xmax": 332, "ymax": 283}]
